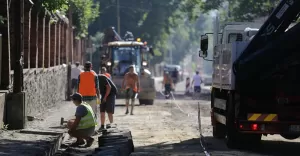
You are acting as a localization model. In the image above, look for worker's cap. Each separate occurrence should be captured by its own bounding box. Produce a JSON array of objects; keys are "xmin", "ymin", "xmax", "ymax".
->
[
  {"xmin": 84, "ymin": 61, "xmax": 92, "ymax": 68},
  {"xmin": 71, "ymin": 93, "xmax": 82, "ymax": 101},
  {"xmin": 101, "ymin": 67, "xmax": 107, "ymax": 71},
  {"xmin": 128, "ymin": 65, "xmax": 134, "ymax": 69}
]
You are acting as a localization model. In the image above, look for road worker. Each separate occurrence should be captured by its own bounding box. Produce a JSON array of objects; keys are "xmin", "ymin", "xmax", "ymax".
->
[
  {"xmin": 122, "ymin": 65, "xmax": 139, "ymax": 115},
  {"xmin": 67, "ymin": 93, "xmax": 97, "ymax": 147},
  {"xmin": 71, "ymin": 62, "xmax": 82, "ymax": 94},
  {"xmin": 192, "ymin": 71, "xmax": 203, "ymax": 93},
  {"xmin": 98, "ymin": 73, "xmax": 117, "ymax": 131},
  {"xmin": 77, "ymin": 61, "xmax": 100, "ymax": 119},
  {"xmin": 162, "ymin": 71, "xmax": 174, "ymax": 99},
  {"xmin": 101, "ymin": 67, "xmax": 111, "ymax": 79}
]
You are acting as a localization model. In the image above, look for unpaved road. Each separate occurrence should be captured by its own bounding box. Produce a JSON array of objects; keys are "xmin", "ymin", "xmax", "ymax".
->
[{"xmin": 22, "ymin": 78, "xmax": 300, "ymax": 156}]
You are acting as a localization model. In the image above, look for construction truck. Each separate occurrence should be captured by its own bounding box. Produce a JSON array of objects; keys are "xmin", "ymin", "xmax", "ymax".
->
[
  {"xmin": 94, "ymin": 27, "xmax": 156, "ymax": 105},
  {"xmin": 199, "ymin": 0, "xmax": 300, "ymax": 148}
]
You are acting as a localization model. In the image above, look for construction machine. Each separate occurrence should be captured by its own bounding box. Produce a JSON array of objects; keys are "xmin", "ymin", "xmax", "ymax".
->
[
  {"xmin": 200, "ymin": 0, "xmax": 300, "ymax": 148},
  {"xmin": 93, "ymin": 27, "xmax": 156, "ymax": 105}
]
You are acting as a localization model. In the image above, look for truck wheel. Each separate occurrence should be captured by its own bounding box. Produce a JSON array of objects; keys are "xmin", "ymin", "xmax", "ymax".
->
[
  {"xmin": 213, "ymin": 122, "xmax": 226, "ymax": 138},
  {"xmin": 211, "ymin": 88, "xmax": 226, "ymax": 138},
  {"xmin": 139, "ymin": 99, "xmax": 146, "ymax": 105},
  {"xmin": 145, "ymin": 99, "xmax": 154, "ymax": 105},
  {"xmin": 225, "ymin": 92, "xmax": 240, "ymax": 149},
  {"xmin": 280, "ymin": 134, "xmax": 299, "ymax": 140}
]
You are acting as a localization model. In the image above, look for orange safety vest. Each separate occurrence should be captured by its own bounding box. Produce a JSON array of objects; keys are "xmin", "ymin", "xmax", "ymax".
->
[
  {"xmin": 104, "ymin": 73, "xmax": 111, "ymax": 79},
  {"xmin": 78, "ymin": 71, "xmax": 96, "ymax": 96}
]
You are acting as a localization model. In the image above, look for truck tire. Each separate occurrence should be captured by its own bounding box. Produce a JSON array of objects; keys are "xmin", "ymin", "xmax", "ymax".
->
[
  {"xmin": 225, "ymin": 92, "xmax": 240, "ymax": 148},
  {"xmin": 225, "ymin": 93, "xmax": 262, "ymax": 149},
  {"xmin": 280, "ymin": 134, "xmax": 299, "ymax": 140},
  {"xmin": 211, "ymin": 88, "xmax": 226, "ymax": 138},
  {"xmin": 145, "ymin": 99, "xmax": 154, "ymax": 105},
  {"xmin": 139, "ymin": 99, "xmax": 146, "ymax": 105},
  {"xmin": 213, "ymin": 123, "xmax": 226, "ymax": 139},
  {"xmin": 139, "ymin": 99, "xmax": 154, "ymax": 105}
]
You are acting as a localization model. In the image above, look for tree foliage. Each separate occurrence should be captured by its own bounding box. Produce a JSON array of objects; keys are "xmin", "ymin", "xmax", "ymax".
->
[
  {"xmin": 201, "ymin": 0, "xmax": 280, "ymax": 21},
  {"xmin": 42, "ymin": 0, "xmax": 99, "ymax": 38},
  {"xmin": 89, "ymin": 0, "xmax": 204, "ymax": 64}
]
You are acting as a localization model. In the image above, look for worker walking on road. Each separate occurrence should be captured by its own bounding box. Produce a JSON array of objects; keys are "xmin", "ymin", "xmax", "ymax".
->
[
  {"xmin": 67, "ymin": 93, "xmax": 97, "ymax": 147},
  {"xmin": 192, "ymin": 71, "xmax": 203, "ymax": 94},
  {"xmin": 162, "ymin": 71, "xmax": 174, "ymax": 98},
  {"xmin": 98, "ymin": 73, "xmax": 117, "ymax": 131},
  {"xmin": 185, "ymin": 77, "xmax": 191, "ymax": 95},
  {"xmin": 78, "ymin": 61, "xmax": 100, "ymax": 119},
  {"xmin": 101, "ymin": 67, "xmax": 111, "ymax": 79},
  {"xmin": 122, "ymin": 65, "xmax": 140, "ymax": 115},
  {"xmin": 71, "ymin": 62, "xmax": 82, "ymax": 94}
]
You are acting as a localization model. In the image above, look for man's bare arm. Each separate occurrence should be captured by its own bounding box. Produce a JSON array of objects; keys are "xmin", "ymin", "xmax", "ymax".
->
[{"xmin": 104, "ymin": 84, "xmax": 111, "ymax": 100}]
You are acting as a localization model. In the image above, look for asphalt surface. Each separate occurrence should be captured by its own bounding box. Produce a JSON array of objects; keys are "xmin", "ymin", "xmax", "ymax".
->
[{"xmin": 171, "ymin": 79, "xmax": 300, "ymax": 156}]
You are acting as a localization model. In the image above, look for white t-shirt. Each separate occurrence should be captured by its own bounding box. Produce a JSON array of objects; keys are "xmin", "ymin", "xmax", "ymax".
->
[
  {"xmin": 71, "ymin": 67, "xmax": 83, "ymax": 79},
  {"xmin": 193, "ymin": 74, "xmax": 202, "ymax": 86}
]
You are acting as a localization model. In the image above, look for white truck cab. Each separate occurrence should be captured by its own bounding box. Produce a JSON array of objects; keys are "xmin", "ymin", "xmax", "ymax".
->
[{"xmin": 200, "ymin": 16, "xmax": 262, "ymax": 90}]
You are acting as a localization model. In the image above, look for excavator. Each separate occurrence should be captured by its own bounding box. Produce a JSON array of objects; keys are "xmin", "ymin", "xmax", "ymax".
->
[
  {"xmin": 200, "ymin": 0, "xmax": 300, "ymax": 148},
  {"xmin": 92, "ymin": 27, "xmax": 156, "ymax": 105}
]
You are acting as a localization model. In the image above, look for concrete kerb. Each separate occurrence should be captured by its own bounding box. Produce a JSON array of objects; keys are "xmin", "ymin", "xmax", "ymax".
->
[{"xmin": 0, "ymin": 129, "xmax": 64, "ymax": 156}]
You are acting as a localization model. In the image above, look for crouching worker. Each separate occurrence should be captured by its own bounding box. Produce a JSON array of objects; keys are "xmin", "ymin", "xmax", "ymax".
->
[{"xmin": 68, "ymin": 93, "xmax": 97, "ymax": 147}]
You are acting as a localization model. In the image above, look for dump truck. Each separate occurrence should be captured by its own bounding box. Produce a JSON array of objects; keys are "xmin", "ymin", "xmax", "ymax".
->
[
  {"xmin": 94, "ymin": 27, "xmax": 156, "ymax": 105},
  {"xmin": 200, "ymin": 0, "xmax": 300, "ymax": 148}
]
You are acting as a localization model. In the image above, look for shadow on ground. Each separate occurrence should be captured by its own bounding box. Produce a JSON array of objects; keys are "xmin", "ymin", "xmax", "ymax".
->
[
  {"xmin": 0, "ymin": 139, "xmax": 57, "ymax": 156},
  {"xmin": 202, "ymin": 136, "xmax": 300, "ymax": 156},
  {"xmin": 132, "ymin": 138, "xmax": 205, "ymax": 155}
]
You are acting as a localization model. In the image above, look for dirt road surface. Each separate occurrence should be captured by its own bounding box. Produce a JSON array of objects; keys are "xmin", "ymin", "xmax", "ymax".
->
[{"xmin": 12, "ymin": 78, "xmax": 300, "ymax": 155}]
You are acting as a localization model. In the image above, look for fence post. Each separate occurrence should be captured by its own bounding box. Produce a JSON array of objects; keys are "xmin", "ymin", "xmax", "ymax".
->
[
  {"xmin": 42, "ymin": 12, "xmax": 46, "ymax": 68},
  {"xmin": 54, "ymin": 22, "xmax": 57, "ymax": 66}
]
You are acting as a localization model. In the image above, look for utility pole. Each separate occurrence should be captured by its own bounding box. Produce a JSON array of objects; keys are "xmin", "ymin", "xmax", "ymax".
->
[
  {"xmin": 117, "ymin": 0, "xmax": 121, "ymax": 34},
  {"xmin": 13, "ymin": 0, "xmax": 24, "ymax": 93}
]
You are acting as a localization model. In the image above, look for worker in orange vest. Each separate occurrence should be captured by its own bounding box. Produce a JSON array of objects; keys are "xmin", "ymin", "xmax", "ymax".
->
[
  {"xmin": 78, "ymin": 61, "xmax": 100, "ymax": 119},
  {"xmin": 101, "ymin": 67, "xmax": 111, "ymax": 79}
]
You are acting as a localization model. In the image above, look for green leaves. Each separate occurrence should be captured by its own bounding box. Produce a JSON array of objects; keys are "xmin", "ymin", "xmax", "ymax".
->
[
  {"xmin": 42, "ymin": 0, "xmax": 100, "ymax": 38},
  {"xmin": 71, "ymin": 0, "xmax": 99, "ymax": 37},
  {"xmin": 42, "ymin": 0, "xmax": 69, "ymax": 12},
  {"xmin": 201, "ymin": 0, "xmax": 280, "ymax": 21}
]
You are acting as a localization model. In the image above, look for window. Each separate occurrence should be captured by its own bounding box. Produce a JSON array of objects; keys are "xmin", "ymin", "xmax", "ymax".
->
[
  {"xmin": 112, "ymin": 46, "xmax": 141, "ymax": 76},
  {"xmin": 228, "ymin": 33, "xmax": 243, "ymax": 43}
]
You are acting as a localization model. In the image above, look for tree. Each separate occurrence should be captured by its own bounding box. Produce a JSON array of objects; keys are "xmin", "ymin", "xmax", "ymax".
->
[
  {"xmin": 201, "ymin": 0, "xmax": 280, "ymax": 21},
  {"xmin": 88, "ymin": 0, "xmax": 205, "ymax": 64},
  {"xmin": 42, "ymin": 0, "xmax": 100, "ymax": 38}
]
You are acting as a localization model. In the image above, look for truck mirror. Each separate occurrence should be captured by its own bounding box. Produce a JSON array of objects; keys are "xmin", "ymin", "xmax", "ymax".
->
[{"xmin": 200, "ymin": 35, "xmax": 208, "ymax": 57}]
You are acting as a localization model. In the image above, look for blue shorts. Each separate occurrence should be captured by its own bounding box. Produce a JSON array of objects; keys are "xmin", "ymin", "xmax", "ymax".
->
[{"xmin": 194, "ymin": 86, "xmax": 201, "ymax": 93}]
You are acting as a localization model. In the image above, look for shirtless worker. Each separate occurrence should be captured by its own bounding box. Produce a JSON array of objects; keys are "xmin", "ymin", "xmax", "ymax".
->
[{"xmin": 122, "ymin": 65, "xmax": 140, "ymax": 115}]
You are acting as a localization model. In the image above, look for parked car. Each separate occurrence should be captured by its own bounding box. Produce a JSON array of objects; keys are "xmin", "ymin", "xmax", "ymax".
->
[{"xmin": 163, "ymin": 64, "xmax": 184, "ymax": 81}]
